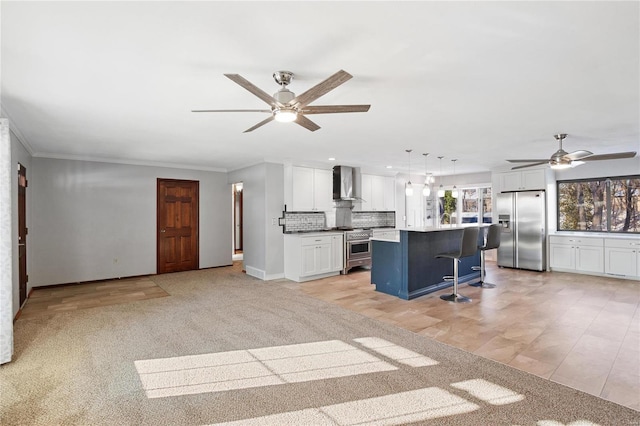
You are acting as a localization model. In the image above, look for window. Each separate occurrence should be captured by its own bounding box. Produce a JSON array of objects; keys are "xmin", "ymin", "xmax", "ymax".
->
[
  {"xmin": 439, "ymin": 185, "xmax": 491, "ymax": 227},
  {"xmin": 439, "ymin": 190, "xmax": 457, "ymax": 226},
  {"xmin": 557, "ymin": 175, "xmax": 640, "ymax": 233}
]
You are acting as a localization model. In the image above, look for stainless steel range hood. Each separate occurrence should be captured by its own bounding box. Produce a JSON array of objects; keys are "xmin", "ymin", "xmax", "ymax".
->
[{"xmin": 333, "ymin": 165, "xmax": 362, "ymax": 201}]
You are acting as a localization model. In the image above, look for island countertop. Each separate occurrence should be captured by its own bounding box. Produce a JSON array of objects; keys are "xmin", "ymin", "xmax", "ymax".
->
[{"xmin": 371, "ymin": 227, "xmax": 483, "ymax": 300}]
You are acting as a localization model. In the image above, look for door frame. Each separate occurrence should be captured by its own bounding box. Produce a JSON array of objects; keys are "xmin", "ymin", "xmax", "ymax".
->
[
  {"xmin": 156, "ymin": 178, "xmax": 200, "ymax": 274},
  {"xmin": 17, "ymin": 163, "xmax": 27, "ymax": 306}
]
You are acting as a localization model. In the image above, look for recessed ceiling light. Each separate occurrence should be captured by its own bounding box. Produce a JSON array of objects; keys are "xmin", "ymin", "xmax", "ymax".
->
[
  {"xmin": 386, "ymin": 165, "xmax": 393, "ymax": 169},
  {"xmin": 328, "ymin": 157, "xmax": 336, "ymax": 161}
]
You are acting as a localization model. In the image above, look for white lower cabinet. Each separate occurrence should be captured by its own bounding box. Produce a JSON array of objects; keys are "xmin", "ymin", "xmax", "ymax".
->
[
  {"xmin": 331, "ymin": 234, "xmax": 344, "ymax": 272},
  {"xmin": 549, "ymin": 235, "xmax": 604, "ymax": 274},
  {"xmin": 604, "ymin": 239, "xmax": 640, "ymax": 278},
  {"xmin": 285, "ymin": 233, "xmax": 343, "ymax": 282}
]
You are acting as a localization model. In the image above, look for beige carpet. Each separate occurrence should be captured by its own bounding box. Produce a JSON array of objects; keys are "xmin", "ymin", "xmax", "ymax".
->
[{"xmin": 1, "ymin": 264, "xmax": 637, "ymax": 425}]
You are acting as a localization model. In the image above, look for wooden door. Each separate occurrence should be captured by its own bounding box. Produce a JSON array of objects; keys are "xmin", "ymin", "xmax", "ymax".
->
[
  {"xmin": 233, "ymin": 184, "xmax": 243, "ymax": 252},
  {"xmin": 18, "ymin": 164, "xmax": 27, "ymax": 306},
  {"xmin": 157, "ymin": 179, "xmax": 199, "ymax": 274}
]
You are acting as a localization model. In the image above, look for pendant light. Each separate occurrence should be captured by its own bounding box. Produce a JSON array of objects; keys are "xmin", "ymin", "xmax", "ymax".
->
[
  {"xmin": 437, "ymin": 156, "xmax": 445, "ymax": 197},
  {"xmin": 405, "ymin": 149, "xmax": 413, "ymax": 196},
  {"xmin": 451, "ymin": 159, "xmax": 459, "ymax": 198},
  {"xmin": 422, "ymin": 153, "xmax": 431, "ymax": 197}
]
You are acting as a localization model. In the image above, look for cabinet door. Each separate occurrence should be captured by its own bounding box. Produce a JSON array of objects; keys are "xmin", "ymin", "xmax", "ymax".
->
[
  {"xmin": 313, "ymin": 169, "xmax": 333, "ymax": 212},
  {"xmin": 576, "ymin": 246, "xmax": 604, "ymax": 273},
  {"xmin": 605, "ymin": 247, "xmax": 637, "ymax": 276},
  {"xmin": 522, "ymin": 169, "xmax": 545, "ymax": 190},
  {"xmin": 359, "ymin": 174, "xmax": 373, "ymax": 211},
  {"xmin": 500, "ymin": 172, "xmax": 522, "ymax": 192},
  {"xmin": 292, "ymin": 167, "xmax": 315, "ymax": 211},
  {"xmin": 316, "ymin": 244, "xmax": 332, "ymax": 274},
  {"xmin": 549, "ymin": 244, "xmax": 575, "ymax": 269},
  {"xmin": 331, "ymin": 234, "xmax": 344, "ymax": 271},
  {"xmin": 383, "ymin": 176, "xmax": 396, "ymax": 211},
  {"xmin": 301, "ymin": 244, "xmax": 317, "ymax": 276},
  {"xmin": 369, "ymin": 175, "xmax": 385, "ymax": 210}
]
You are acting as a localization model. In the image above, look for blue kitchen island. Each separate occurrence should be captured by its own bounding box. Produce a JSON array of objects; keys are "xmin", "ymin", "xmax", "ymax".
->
[{"xmin": 371, "ymin": 227, "xmax": 483, "ymax": 300}]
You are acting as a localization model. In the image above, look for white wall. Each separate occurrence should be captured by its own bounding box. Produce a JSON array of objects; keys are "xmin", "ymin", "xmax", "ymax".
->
[
  {"xmin": 228, "ymin": 162, "xmax": 284, "ymax": 280},
  {"xmin": 30, "ymin": 158, "xmax": 231, "ymax": 286},
  {"xmin": 10, "ymin": 130, "xmax": 31, "ymax": 316}
]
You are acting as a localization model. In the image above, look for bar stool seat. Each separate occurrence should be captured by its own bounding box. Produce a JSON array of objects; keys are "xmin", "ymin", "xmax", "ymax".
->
[
  {"xmin": 470, "ymin": 224, "xmax": 501, "ymax": 288},
  {"xmin": 435, "ymin": 226, "xmax": 479, "ymax": 303}
]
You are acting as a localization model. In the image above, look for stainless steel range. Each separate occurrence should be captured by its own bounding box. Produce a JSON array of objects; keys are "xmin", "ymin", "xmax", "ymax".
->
[{"xmin": 343, "ymin": 229, "xmax": 373, "ymax": 274}]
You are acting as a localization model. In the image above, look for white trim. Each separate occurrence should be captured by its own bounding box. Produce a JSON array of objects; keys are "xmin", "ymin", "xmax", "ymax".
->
[
  {"xmin": 245, "ymin": 266, "xmax": 265, "ymax": 280},
  {"xmin": 31, "ymin": 152, "xmax": 227, "ymax": 173}
]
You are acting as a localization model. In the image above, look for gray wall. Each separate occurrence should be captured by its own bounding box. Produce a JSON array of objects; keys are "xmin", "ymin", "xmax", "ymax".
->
[
  {"xmin": 30, "ymin": 158, "xmax": 231, "ymax": 286},
  {"xmin": 228, "ymin": 162, "xmax": 284, "ymax": 280}
]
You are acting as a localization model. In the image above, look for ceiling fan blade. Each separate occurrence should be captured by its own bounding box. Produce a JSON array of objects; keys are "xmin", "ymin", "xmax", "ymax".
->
[
  {"xmin": 581, "ymin": 151, "xmax": 637, "ymax": 161},
  {"xmin": 511, "ymin": 161, "xmax": 548, "ymax": 170},
  {"xmin": 192, "ymin": 109, "xmax": 271, "ymax": 113},
  {"xmin": 290, "ymin": 70, "xmax": 353, "ymax": 108},
  {"xmin": 243, "ymin": 116, "xmax": 275, "ymax": 133},
  {"xmin": 294, "ymin": 115, "xmax": 321, "ymax": 132},
  {"xmin": 302, "ymin": 105, "xmax": 371, "ymax": 114},
  {"xmin": 224, "ymin": 74, "xmax": 282, "ymax": 107},
  {"xmin": 565, "ymin": 150, "xmax": 593, "ymax": 161},
  {"xmin": 507, "ymin": 159, "xmax": 549, "ymax": 163}
]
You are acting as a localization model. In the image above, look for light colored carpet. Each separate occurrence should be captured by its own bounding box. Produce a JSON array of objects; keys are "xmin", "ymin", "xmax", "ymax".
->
[{"xmin": 1, "ymin": 264, "xmax": 637, "ymax": 425}]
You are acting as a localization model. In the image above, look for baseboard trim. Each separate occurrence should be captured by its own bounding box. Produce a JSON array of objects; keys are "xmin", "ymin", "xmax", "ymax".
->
[{"xmin": 245, "ymin": 267, "xmax": 285, "ymax": 281}]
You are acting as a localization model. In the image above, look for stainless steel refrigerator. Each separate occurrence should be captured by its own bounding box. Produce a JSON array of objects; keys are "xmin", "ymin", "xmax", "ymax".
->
[{"xmin": 497, "ymin": 190, "xmax": 546, "ymax": 271}]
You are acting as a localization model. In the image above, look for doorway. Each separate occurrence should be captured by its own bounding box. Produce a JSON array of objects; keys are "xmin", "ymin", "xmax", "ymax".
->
[
  {"xmin": 157, "ymin": 179, "xmax": 199, "ymax": 274},
  {"xmin": 18, "ymin": 163, "xmax": 27, "ymax": 307},
  {"xmin": 232, "ymin": 183, "xmax": 243, "ymax": 261}
]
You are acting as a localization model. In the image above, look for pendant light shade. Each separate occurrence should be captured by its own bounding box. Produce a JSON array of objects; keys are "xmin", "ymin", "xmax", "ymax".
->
[
  {"xmin": 437, "ymin": 156, "xmax": 445, "ymax": 197},
  {"xmin": 422, "ymin": 153, "xmax": 431, "ymax": 197},
  {"xmin": 451, "ymin": 159, "xmax": 459, "ymax": 198},
  {"xmin": 405, "ymin": 149, "xmax": 413, "ymax": 196}
]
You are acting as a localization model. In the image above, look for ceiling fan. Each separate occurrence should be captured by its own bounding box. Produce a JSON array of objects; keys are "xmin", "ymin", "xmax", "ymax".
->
[
  {"xmin": 507, "ymin": 134, "xmax": 637, "ymax": 170},
  {"xmin": 192, "ymin": 70, "xmax": 370, "ymax": 133}
]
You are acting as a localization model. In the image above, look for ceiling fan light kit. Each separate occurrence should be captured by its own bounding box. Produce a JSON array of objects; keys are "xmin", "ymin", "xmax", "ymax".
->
[
  {"xmin": 192, "ymin": 69, "xmax": 370, "ymax": 132},
  {"xmin": 507, "ymin": 133, "xmax": 636, "ymax": 170}
]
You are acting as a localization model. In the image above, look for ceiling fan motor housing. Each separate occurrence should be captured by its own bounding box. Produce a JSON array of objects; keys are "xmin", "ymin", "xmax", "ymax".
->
[{"xmin": 273, "ymin": 88, "xmax": 295, "ymax": 104}]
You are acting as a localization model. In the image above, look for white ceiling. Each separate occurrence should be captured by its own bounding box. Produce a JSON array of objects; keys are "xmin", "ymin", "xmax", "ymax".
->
[{"xmin": 1, "ymin": 1, "xmax": 639, "ymax": 176}]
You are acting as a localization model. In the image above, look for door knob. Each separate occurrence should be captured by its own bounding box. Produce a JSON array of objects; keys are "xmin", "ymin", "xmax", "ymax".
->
[{"xmin": 160, "ymin": 229, "xmax": 166, "ymax": 233}]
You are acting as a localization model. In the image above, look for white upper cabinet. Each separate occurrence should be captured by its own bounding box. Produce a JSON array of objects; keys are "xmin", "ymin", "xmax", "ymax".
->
[
  {"xmin": 498, "ymin": 169, "xmax": 546, "ymax": 192},
  {"xmin": 359, "ymin": 174, "xmax": 395, "ymax": 211},
  {"xmin": 291, "ymin": 167, "xmax": 333, "ymax": 212}
]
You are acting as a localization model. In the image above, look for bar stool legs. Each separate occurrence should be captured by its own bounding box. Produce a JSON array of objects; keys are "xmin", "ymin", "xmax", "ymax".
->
[
  {"xmin": 470, "ymin": 249, "xmax": 496, "ymax": 288},
  {"xmin": 440, "ymin": 258, "xmax": 472, "ymax": 303},
  {"xmin": 470, "ymin": 224, "xmax": 501, "ymax": 289}
]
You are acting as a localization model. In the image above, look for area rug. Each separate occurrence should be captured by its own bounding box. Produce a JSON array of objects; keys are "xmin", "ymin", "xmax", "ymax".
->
[{"xmin": 1, "ymin": 264, "xmax": 637, "ymax": 425}]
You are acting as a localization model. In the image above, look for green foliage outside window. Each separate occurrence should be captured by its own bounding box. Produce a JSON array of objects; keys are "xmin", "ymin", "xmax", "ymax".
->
[{"xmin": 558, "ymin": 176, "xmax": 640, "ymax": 233}]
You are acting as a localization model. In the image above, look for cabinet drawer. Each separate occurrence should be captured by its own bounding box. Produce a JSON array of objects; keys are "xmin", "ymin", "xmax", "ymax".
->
[
  {"xmin": 301, "ymin": 235, "xmax": 332, "ymax": 246},
  {"xmin": 549, "ymin": 236, "xmax": 603, "ymax": 247},
  {"xmin": 604, "ymin": 238, "xmax": 640, "ymax": 249}
]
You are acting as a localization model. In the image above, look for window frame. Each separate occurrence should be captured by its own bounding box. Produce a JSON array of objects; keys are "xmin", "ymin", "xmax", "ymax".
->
[{"xmin": 556, "ymin": 174, "xmax": 640, "ymax": 234}]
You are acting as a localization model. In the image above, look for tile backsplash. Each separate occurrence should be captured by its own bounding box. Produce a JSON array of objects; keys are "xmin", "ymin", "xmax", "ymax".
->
[
  {"xmin": 282, "ymin": 211, "xmax": 326, "ymax": 233},
  {"xmin": 353, "ymin": 211, "xmax": 396, "ymax": 229}
]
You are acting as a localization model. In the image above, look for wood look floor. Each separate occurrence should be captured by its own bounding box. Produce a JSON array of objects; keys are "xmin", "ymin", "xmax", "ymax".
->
[
  {"xmin": 18, "ymin": 263, "xmax": 639, "ymax": 411},
  {"xmin": 293, "ymin": 262, "xmax": 640, "ymax": 411},
  {"xmin": 19, "ymin": 276, "xmax": 169, "ymax": 320}
]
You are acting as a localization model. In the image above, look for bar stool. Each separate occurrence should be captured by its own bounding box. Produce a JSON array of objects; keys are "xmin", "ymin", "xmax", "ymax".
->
[
  {"xmin": 470, "ymin": 224, "xmax": 501, "ymax": 289},
  {"xmin": 435, "ymin": 226, "xmax": 479, "ymax": 303}
]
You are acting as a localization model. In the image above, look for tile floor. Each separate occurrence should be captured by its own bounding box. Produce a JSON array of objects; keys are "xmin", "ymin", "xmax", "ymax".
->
[{"xmin": 292, "ymin": 262, "xmax": 640, "ymax": 411}]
